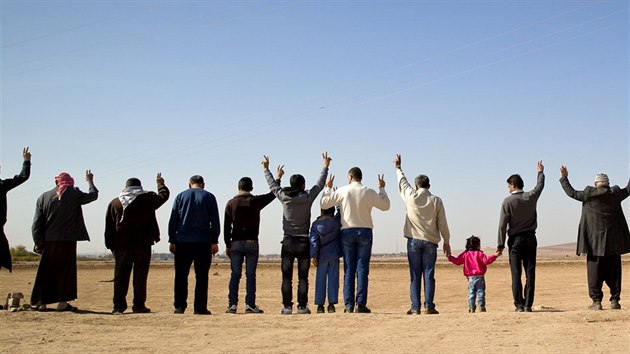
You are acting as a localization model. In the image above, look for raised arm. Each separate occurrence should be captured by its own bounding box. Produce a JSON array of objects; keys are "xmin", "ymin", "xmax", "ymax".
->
[
  {"xmin": 372, "ymin": 174, "xmax": 390, "ymax": 211},
  {"xmin": 530, "ymin": 160, "xmax": 545, "ymax": 198},
  {"xmin": 79, "ymin": 170, "xmax": 99, "ymax": 204},
  {"xmin": 0, "ymin": 147, "xmax": 31, "ymax": 191},
  {"xmin": 153, "ymin": 173, "xmax": 170, "ymax": 209},
  {"xmin": 308, "ymin": 152, "xmax": 331, "ymax": 201},
  {"xmin": 320, "ymin": 175, "xmax": 341, "ymax": 209},
  {"xmin": 559, "ymin": 165, "xmax": 585, "ymax": 201}
]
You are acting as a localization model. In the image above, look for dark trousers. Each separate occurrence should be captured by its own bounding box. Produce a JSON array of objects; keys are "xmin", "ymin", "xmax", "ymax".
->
[
  {"xmin": 31, "ymin": 241, "xmax": 77, "ymax": 306},
  {"xmin": 508, "ymin": 234, "xmax": 537, "ymax": 308},
  {"xmin": 228, "ymin": 240, "xmax": 260, "ymax": 306},
  {"xmin": 0, "ymin": 227, "xmax": 12, "ymax": 272},
  {"xmin": 113, "ymin": 246, "xmax": 152, "ymax": 312},
  {"xmin": 587, "ymin": 254, "xmax": 621, "ymax": 302},
  {"xmin": 173, "ymin": 242, "xmax": 212, "ymax": 312},
  {"xmin": 280, "ymin": 236, "xmax": 310, "ymax": 308}
]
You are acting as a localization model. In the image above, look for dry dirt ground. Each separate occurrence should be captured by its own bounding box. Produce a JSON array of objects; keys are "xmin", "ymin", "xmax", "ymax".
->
[{"xmin": 1, "ymin": 255, "xmax": 629, "ymax": 353}]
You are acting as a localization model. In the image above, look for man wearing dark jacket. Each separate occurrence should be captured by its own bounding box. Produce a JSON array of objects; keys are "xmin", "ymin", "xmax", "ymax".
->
[
  {"xmin": 497, "ymin": 161, "xmax": 545, "ymax": 312},
  {"xmin": 263, "ymin": 153, "xmax": 330, "ymax": 315},
  {"xmin": 168, "ymin": 175, "xmax": 220, "ymax": 315},
  {"xmin": 31, "ymin": 170, "xmax": 98, "ymax": 311},
  {"xmin": 224, "ymin": 175, "xmax": 280, "ymax": 314},
  {"xmin": 560, "ymin": 167, "xmax": 630, "ymax": 310},
  {"xmin": 1, "ymin": 147, "xmax": 31, "ymax": 272},
  {"xmin": 105, "ymin": 173, "xmax": 169, "ymax": 314}
]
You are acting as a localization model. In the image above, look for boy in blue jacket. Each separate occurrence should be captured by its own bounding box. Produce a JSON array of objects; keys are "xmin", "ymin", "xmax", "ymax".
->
[{"xmin": 309, "ymin": 206, "xmax": 342, "ymax": 313}]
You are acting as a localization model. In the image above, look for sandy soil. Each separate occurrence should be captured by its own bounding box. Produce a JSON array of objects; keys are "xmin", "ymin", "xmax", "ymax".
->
[{"xmin": 1, "ymin": 256, "xmax": 629, "ymax": 353}]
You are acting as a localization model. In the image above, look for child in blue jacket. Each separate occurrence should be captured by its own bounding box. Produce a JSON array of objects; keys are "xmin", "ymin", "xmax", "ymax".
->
[{"xmin": 309, "ymin": 206, "xmax": 342, "ymax": 313}]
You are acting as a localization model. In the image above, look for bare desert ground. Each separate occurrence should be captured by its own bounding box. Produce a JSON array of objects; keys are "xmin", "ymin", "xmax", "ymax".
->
[{"xmin": 1, "ymin": 251, "xmax": 629, "ymax": 353}]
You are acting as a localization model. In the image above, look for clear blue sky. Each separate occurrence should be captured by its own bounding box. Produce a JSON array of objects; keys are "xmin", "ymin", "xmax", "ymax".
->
[{"xmin": 1, "ymin": 0, "xmax": 628, "ymax": 256}]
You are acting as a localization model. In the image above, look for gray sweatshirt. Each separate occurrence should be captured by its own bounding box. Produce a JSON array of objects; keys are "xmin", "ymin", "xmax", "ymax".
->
[
  {"xmin": 497, "ymin": 172, "xmax": 545, "ymax": 248},
  {"xmin": 265, "ymin": 167, "xmax": 328, "ymax": 236}
]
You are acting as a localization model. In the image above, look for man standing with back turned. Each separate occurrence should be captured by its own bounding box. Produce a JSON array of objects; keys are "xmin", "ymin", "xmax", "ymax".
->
[
  {"xmin": 394, "ymin": 154, "xmax": 451, "ymax": 315},
  {"xmin": 559, "ymin": 167, "xmax": 630, "ymax": 310},
  {"xmin": 1, "ymin": 147, "xmax": 31, "ymax": 272},
  {"xmin": 168, "ymin": 175, "xmax": 220, "ymax": 315},
  {"xmin": 320, "ymin": 166, "xmax": 390, "ymax": 313},
  {"xmin": 105, "ymin": 173, "xmax": 170, "ymax": 315},
  {"xmin": 497, "ymin": 161, "xmax": 544, "ymax": 312}
]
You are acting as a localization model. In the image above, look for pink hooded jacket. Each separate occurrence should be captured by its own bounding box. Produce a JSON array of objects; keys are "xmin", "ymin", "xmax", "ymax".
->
[{"xmin": 448, "ymin": 250, "xmax": 497, "ymax": 277}]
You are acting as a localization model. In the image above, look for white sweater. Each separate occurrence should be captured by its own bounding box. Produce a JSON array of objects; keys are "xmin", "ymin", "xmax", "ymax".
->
[
  {"xmin": 397, "ymin": 168, "xmax": 450, "ymax": 246},
  {"xmin": 320, "ymin": 181, "xmax": 390, "ymax": 230}
]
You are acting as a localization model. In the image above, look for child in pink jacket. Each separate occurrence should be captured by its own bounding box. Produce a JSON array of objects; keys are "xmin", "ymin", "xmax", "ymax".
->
[{"xmin": 447, "ymin": 236, "xmax": 501, "ymax": 313}]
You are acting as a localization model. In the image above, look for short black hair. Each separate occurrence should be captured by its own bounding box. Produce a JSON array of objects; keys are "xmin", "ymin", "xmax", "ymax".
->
[
  {"xmin": 465, "ymin": 235, "xmax": 481, "ymax": 251},
  {"xmin": 289, "ymin": 174, "xmax": 305, "ymax": 190},
  {"xmin": 321, "ymin": 207, "xmax": 335, "ymax": 217},
  {"xmin": 415, "ymin": 175, "xmax": 430, "ymax": 189},
  {"xmin": 189, "ymin": 175, "xmax": 204, "ymax": 185},
  {"xmin": 125, "ymin": 178, "xmax": 142, "ymax": 187},
  {"xmin": 348, "ymin": 167, "xmax": 362, "ymax": 181},
  {"xmin": 238, "ymin": 177, "xmax": 253, "ymax": 192},
  {"xmin": 507, "ymin": 174, "xmax": 524, "ymax": 189}
]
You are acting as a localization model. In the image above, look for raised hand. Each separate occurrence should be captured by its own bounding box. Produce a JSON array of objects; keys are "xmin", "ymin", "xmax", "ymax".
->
[
  {"xmin": 156, "ymin": 172, "xmax": 164, "ymax": 185},
  {"xmin": 276, "ymin": 165, "xmax": 285, "ymax": 180},
  {"xmin": 85, "ymin": 170, "xmax": 94, "ymax": 183},
  {"xmin": 326, "ymin": 175, "xmax": 335, "ymax": 188},
  {"xmin": 23, "ymin": 147, "xmax": 31, "ymax": 161},
  {"xmin": 377, "ymin": 174, "xmax": 385, "ymax": 188},
  {"xmin": 560, "ymin": 165, "xmax": 568, "ymax": 178},
  {"xmin": 537, "ymin": 160, "xmax": 544, "ymax": 173},
  {"xmin": 261, "ymin": 155, "xmax": 270, "ymax": 170},
  {"xmin": 322, "ymin": 152, "xmax": 332, "ymax": 168},
  {"xmin": 394, "ymin": 154, "xmax": 401, "ymax": 169}
]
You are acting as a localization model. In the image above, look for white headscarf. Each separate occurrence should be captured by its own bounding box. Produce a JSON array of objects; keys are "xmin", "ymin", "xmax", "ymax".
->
[{"xmin": 118, "ymin": 186, "xmax": 148, "ymax": 222}]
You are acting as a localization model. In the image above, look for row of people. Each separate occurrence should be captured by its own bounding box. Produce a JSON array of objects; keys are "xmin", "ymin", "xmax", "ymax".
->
[{"xmin": 1, "ymin": 148, "xmax": 629, "ymax": 314}]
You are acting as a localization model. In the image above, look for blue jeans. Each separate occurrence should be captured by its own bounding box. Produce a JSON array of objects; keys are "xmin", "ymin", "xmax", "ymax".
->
[
  {"xmin": 228, "ymin": 240, "xmax": 259, "ymax": 306},
  {"xmin": 314, "ymin": 259, "xmax": 340, "ymax": 306},
  {"xmin": 341, "ymin": 228, "xmax": 373, "ymax": 308},
  {"xmin": 467, "ymin": 276, "xmax": 486, "ymax": 309},
  {"xmin": 407, "ymin": 238, "xmax": 438, "ymax": 310}
]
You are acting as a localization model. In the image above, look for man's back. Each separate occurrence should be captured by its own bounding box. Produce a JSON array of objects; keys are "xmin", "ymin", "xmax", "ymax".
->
[
  {"xmin": 169, "ymin": 188, "xmax": 220, "ymax": 243},
  {"xmin": 321, "ymin": 181, "xmax": 390, "ymax": 230}
]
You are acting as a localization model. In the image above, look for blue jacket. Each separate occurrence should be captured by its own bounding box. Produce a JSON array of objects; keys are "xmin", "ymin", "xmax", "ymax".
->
[
  {"xmin": 168, "ymin": 188, "xmax": 220, "ymax": 244},
  {"xmin": 309, "ymin": 214, "xmax": 342, "ymax": 262}
]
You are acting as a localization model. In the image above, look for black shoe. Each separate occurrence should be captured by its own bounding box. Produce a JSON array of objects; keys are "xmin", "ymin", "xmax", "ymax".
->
[
  {"xmin": 424, "ymin": 307, "xmax": 439, "ymax": 315},
  {"xmin": 317, "ymin": 305, "xmax": 325, "ymax": 314},
  {"xmin": 356, "ymin": 305, "xmax": 371, "ymax": 313},
  {"xmin": 407, "ymin": 308, "xmax": 420, "ymax": 315},
  {"xmin": 468, "ymin": 308, "xmax": 475, "ymax": 313},
  {"xmin": 515, "ymin": 306, "xmax": 524, "ymax": 312},
  {"xmin": 479, "ymin": 306, "xmax": 486, "ymax": 312},
  {"xmin": 524, "ymin": 307, "xmax": 533, "ymax": 312},
  {"xmin": 344, "ymin": 306, "xmax": 354, "ymax": 313},
  {"xmin": 589, "ymin": 301, "xmax": 603, "ymax": 311},
  {"xmin": 327, "ymin": 304, "xmax": 336, "ymax": 313},
  {"xmin": 174, "ymin": 308, "xmax": 185, "ymax": 314},
  {"xmin": 611, "ymin": 300, "xmax": 621, "ymax": 310},
  {"xmin": 112, "ymin": 309, "xmax": 124, "ymax": 315},
  {"xmin": 132, "ymin": 306, "xmax": 151, "ymax": 314},
  {"xmin": 245, "ymin": 304, "xmax": 264, "ymax": 314},
  {"xmin": 194, "ymin": 309, "xmax": 212, "ymax": 315}
]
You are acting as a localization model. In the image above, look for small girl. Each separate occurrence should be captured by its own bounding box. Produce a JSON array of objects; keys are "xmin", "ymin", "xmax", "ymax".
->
[{"xmin": 447, "ymin": 236, "xmax": 500, "ymax": 313}]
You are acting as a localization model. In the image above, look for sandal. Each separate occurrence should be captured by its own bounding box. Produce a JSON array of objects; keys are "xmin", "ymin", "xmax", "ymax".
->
[{"xmin": 57, "ymin": 303, "xmax": 78, "ymax": 312}]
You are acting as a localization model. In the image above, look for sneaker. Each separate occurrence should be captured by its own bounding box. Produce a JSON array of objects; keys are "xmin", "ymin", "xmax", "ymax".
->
[
  {"xmin": 112, "ymin": 309, "xmax": 124, "ymax": 315},
  {"xmin": 589, "ymin": 301, "xmax": 603, "ymax": 311},
  {"xmin": 327, "ymin": 304, "xmax": 336, "ymax": 313},
  {"xmin": 344, "ymin": 306, "xmax": 354, "ymax": 313},
  {"xmin": 281, "ymin": 305, "xmax": 292, "ymax": 315},
  {"xmin": 132, "ymin": 306, "xmax": 151, "ymax": 314},
  {"xmin": 611, "ymin": 300, "xmax": 621, "ymax": 310},
  {"xmin": 407, "ymin": 308, "xmax": 420, "ymax": 315},
  {"xmin": 194, "ymin": 309, "xmax": 212, "ymax": 315},
  {"xmin": 356, "ymin": 305, "xmax": 371, "ymax": 313},
  {"xmin": 468, "ymin": 308, "xmax": 475, "ymax": 313},
  {"xmin": 174, "ymin": 308, "xmax": 185, "ymax": 314},
  {"xmin": 296, "ymin": 306, "xmax": 311, "ymax": 314},
  {"xmin": 245, "ymin": 304, "xmax": 264, "ymax": 314},
  {"xmin": 317, "ymin": 305, "xmax": 325, "ymax": 314},
  {"xmin": 424, "ymin": 307, "xmax": 439, "ymax": 315},
  {"xmin": 479, "ymin": 306, "xmax": 487, "ymax": 312},
  {"xmin": 225, "ymin": 304, "xmax": 237, "ymax": 314}
]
